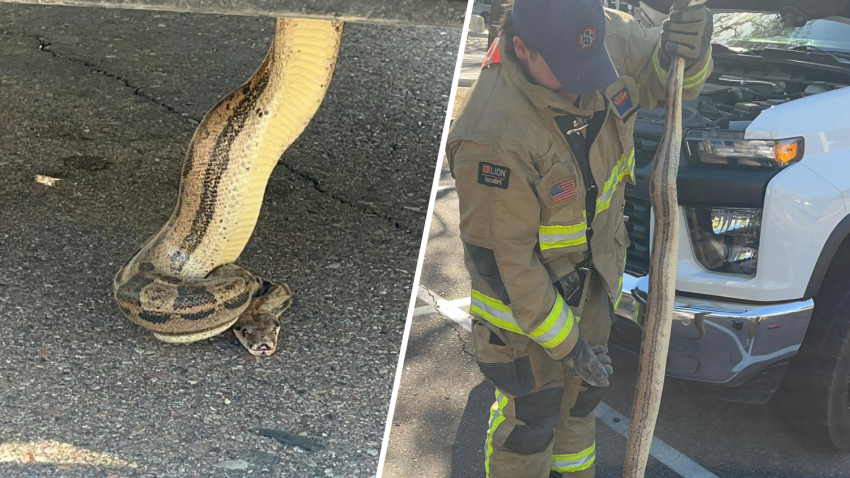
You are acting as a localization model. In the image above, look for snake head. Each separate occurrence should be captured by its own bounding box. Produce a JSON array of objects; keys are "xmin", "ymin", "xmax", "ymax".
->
[{"xmin": 233, "ymin": 317, "xmax": 280, "ymax": 356}]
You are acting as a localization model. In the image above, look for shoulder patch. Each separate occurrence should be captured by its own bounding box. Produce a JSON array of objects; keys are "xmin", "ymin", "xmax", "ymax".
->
[
  {"xmin": 550, "ymin": 178, "xmax": 576, "ymax": 204},
  {"xmin": 611, "ymin": 88, "xmax": 633, "ymax": 117},
  {"xmin": 482, "ymin": 37, "xmax": 502, "ymax": 69},
  {"xmin": 478, "ymin": 162, "xmax": 510, "ymax": 189}
]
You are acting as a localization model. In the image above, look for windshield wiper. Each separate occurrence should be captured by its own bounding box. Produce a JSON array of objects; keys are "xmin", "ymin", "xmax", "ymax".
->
[{"xmin": 788, "ymin": 45, "xmax": 850, "ymax": 61}]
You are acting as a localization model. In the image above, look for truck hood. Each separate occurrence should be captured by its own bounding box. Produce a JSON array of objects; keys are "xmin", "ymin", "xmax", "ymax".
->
[{"xmin": 639, "ymin": 0, "xmax": 850, "ymax": 19}]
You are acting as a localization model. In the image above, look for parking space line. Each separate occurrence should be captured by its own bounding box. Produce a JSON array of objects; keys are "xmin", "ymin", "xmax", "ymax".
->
[
  {"xmin": 595, "ymin": 403, "xmax": 718, "ymax": 478},
  {"xmin": 416, "ymin": 285, "xmax": 472, "ymax": 331},
  {"xmin": 418, "ymin": 282, "xmax": 718, "ymax": 478}
]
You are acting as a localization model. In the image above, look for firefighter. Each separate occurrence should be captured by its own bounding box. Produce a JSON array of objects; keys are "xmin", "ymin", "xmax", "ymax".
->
[{"xmin": 446, "ymin": 0, "xmax": 713, "ymax": 476}]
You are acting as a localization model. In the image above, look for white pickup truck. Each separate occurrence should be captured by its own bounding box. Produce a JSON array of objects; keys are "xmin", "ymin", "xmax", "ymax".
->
[{"xmin": 612, "ymin": 0, "xmax": 850, "ymax": 451}]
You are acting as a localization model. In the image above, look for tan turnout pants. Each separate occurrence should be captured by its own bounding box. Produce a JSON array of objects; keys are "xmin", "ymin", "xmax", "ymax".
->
[{"xmin": 473, "ymin": 273, "xmax": 613, "ymax": 478}]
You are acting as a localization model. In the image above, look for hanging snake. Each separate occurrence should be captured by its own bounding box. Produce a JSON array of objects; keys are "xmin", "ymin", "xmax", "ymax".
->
[
  {"xmin": 113, "ymin": 18, "xmax": 343, "ymax": 356},
  {"xmin": 623, "ymin": 0, "xmax": 707, "ymax": 476}
]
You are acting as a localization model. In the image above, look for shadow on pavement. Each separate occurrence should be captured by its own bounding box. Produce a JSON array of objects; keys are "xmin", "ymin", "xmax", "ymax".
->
[{"xmin": 450, "ymin": 380, "xmax": 492, "ymax": 478}]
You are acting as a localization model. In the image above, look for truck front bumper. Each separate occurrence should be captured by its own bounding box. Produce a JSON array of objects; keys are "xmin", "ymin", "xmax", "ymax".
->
[{"xmin": 614, "ymin": 273, "xmax": 814, "ymax": 403}]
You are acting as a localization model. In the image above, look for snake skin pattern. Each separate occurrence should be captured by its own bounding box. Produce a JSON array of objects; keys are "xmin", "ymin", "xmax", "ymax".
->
[
  {"xmin": 114, "ymin": 18, "xmax": 343, "ymax": 355},
  {"xmin": 622, "ymin": 1, "xmax": 707, "ymax": 475}
]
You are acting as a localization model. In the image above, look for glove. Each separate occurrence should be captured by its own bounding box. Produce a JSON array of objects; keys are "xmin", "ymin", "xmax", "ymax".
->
[
  {"xmin": 660, "ymin": 3, "xmax": 713, "ymax": 68},
  {"xmin": 563, "ymin": 338, "xmax": 613, "ymax": 388}
]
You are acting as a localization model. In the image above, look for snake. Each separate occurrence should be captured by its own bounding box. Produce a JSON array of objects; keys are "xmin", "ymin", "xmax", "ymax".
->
[
  {"xmin": 622, "ymin": 0, "xmax": 707, "ymax": 476},
  {"xmin": 113, "ymin": 18, "xmax": 343, "ymax": 356}
]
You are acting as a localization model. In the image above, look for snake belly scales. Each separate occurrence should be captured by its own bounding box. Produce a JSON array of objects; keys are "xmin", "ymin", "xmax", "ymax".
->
[
  {"xmin": 114, "ymin": 18, "xmax": 343, "ymax": 356},
  {"xmin": 622, "ymin": 0, "xmax": 707, "ymax": 476}
]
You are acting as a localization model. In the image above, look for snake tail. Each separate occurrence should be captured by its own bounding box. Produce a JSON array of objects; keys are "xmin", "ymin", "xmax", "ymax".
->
[
  {"xmin": 114, "ymin": 19, "xmax": 343, "ymax": 342},
  {"xmin": 622, "ymin": 0, "xmax": 707, "ymax": 476}
]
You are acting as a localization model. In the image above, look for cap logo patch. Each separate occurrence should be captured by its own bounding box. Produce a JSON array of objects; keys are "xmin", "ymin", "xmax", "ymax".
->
[
  {"xmin": 612, "ymin": 88, "xmax": 633, "ymax": 116},
  {"xmin": 578, "ymin": 26, "xmax": 596, "ymax": 50}
]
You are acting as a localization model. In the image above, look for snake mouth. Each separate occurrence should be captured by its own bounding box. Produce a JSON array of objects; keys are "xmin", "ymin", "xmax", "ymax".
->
[
  {"xmin": 247, "ymin": 345, "xmax": 275, "ymax": 357},
  {"xmin": 248, "ymin": 348, "xmax": 274, "ymax": 357}
]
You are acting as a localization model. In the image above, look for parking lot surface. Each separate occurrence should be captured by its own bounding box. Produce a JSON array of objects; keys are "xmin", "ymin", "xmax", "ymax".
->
[{"xmin": 0, "ymin": 6, "xmax": 459, "ymax": 477}]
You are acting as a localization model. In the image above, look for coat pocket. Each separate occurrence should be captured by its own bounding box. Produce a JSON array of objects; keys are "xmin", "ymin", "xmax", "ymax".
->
[{"xmin": 472, "ymin": 321, "xmax": 536, "ymax": 396}]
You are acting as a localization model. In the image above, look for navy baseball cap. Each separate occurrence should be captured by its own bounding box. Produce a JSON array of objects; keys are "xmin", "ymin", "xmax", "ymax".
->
[{"xmin": 512, "ymin": 0, "xmax": 619, "ymax": 94}]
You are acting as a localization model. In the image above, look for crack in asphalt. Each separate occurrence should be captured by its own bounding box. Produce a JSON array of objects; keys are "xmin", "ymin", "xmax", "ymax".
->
[
  {"xmin": 419, "ymin": 284, "xmax": 474, "ymax": 357},
  {"xmin": 34, "ymin": 35, "xmax": 191, "ymax": 124},
  {"xmin": 277, "ymin": 161, "xmax": 415, "ymax": 236},
  {"xmin": 29, "ymin": 33, "xmax": 416, "ymax": 236}
]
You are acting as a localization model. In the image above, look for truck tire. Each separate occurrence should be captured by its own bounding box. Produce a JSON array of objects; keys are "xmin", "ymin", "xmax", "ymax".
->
[{"xmin": 773, "ymin": 250, "xmax": 850, "ymax": 451}]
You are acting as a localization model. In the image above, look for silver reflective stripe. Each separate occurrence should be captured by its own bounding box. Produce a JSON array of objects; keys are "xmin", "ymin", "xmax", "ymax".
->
[
  {"xmin": 469, "ymin": 294, "xmax": 523, "ymax": 334},
  {"xmin": 597, "ymin": 183, "xmax": 616, "ymax": 208},
  {"xmin": 531, "ymin": 305, "xmax": 570, "ymax": 345},
  {"xmin": 539, "ymin": 229, "xmax": 586, "ymax": 244},
  {"xmin": 552, "ymin": 450, "xmax": 596, "ymax": 471}
]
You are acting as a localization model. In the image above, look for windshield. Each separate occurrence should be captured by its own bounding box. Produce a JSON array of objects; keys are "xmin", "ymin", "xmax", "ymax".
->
[{"xmin": 713, "ymin": 12, "xmax": 850, "ymax": 54}]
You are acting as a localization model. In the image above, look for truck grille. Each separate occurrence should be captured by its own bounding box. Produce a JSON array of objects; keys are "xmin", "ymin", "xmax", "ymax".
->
[{"xmin": 623, "ymin": 139, "xmax": 655, "ymax": 276}]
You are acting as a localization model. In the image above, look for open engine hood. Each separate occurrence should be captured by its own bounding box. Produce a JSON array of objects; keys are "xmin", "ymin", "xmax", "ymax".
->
[{"xmin": 638, "ymin": 0, "xmax": 850, "ymax": 20}]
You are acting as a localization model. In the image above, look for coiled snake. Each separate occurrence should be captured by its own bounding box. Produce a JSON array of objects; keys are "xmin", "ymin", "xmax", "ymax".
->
[{"xmin": 114, "ymin": 18, "xmax": 343, "ymax": 356}]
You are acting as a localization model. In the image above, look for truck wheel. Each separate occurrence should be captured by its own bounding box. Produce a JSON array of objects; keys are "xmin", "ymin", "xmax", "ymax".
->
[{"xmin": 773, "ymin": 251, "xmax": 850, "ymax": 451}]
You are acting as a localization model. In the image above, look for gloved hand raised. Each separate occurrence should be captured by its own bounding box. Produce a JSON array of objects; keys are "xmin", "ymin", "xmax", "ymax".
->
[
  {"xmin": 660, "ymin": 3, "xmax": 713, "ymax": 68},
  {"xmin": 563, "ymin": 338, "xmax": 613, "ymax": 387}
]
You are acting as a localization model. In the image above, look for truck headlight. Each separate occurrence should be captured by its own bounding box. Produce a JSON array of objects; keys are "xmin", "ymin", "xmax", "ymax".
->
[
  {"xmin": 684, "ymin": 207, "xmax": 761, "ymax": 275},
  {"xmin": 686, "ymin": 130, "xmax": 804, "ymax": 168}
]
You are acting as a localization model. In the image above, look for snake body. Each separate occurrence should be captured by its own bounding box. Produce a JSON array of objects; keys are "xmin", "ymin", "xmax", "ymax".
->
[
  {"xmin": 622, "ymin": 0, "xmax": 706, "ymax": 475},
  {"xmin": 114, "ymin": 18, "xmax": 343, "ymax": 355}
]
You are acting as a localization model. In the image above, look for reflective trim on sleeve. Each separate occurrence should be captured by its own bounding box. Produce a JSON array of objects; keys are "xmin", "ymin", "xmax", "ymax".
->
[
  {"xmin": 539, "ymin": 216, "xmax": 588, "ymax": 251},
  {"xmin": 684, "ymin": 50, "xmax": 712, "ymax": 90},
  {"xmin": 596, "ymin": 163, "xmax": 620, "ymax": 215},
  {"xmin": 470, "ymin": 290, "xmax": 524, "ymax": 335},
  {"xmin": 485, "ymin": 391, "xmax": 510, "ymax": 478},
  {"xmin": 471, "ymin": 290, "xmax": 576, "ymax": 348},
  {"xmin": 613, "ymin": 274, "xmax": 624, "ymax": 309},
  {"xmin": 652, "ymin": 47, "xmax": 668, "ymax": 84},
  {"xmin": 599, "ymin": 152, "xmax": 634, "ymax": 215},
  {"xmin": 617, "ymin": 149, "xmax": 635, "ymax": 183},
  {"xmin": 528, "ymin": 295, "xmax": 576, "ymax": 349},
  {"xmin": 653, "ymin": 46, "xmax": 712, "ymax": 90},
  {"xmin": 551, "ymin": 442, "xmax": 596, "ymax": 473}
]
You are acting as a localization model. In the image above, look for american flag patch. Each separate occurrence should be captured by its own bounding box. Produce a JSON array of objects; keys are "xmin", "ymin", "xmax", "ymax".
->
[{"xmin": 550, "ymin": 179, "xmax": 576, "ymax": 204}]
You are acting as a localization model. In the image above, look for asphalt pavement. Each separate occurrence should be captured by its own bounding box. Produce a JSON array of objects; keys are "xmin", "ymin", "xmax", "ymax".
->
[
  {"xmin": 381, "ymin": 155, "xmax": 850, "ymax": 477},
  {"xmin": 0, "ymin": 5, "xmax": 459, "ymax": 477}
]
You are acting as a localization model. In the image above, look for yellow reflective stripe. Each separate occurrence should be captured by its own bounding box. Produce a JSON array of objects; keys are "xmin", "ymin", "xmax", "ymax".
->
[
  {"xmin": 551, "ymin": 443, "xmax": 596, "ymax": 473},
  {"xmin": 471, "ymin": 289, "xmax": 512, "ymax": 313},
  {"xmin": 654, "ymin": 46, "xmax": 712, "ymax": 90},
  {"xmin": 540, "ymin": 310, "xmax": 574, "ymax": 349},
  {"xmin": 528, "ymin": 297, "xmax": 564, "ymax": 340},
  {"xmin": 652, "ymin": 47, "xmax": 668, "ymax": 84},
  {"xmin": 470, "ymin": 290, "xmax": 524, "ymax": 334},
  {"xmin": 485, "ymin": 391, "xmax": 510, "ymax": 478},
  {"xmin": 528, "ymin": 296, "xmax": 575, "ymax": 349},
  {"xmin": 684, "ymin": 50, "xmax": 712, "ymax": 89},
  {"xmin": 469, "ymin": 305, "xmax": 523, "ymax": 335},
  {"xmin": 613, "ymin": 274, "xmax": 624, "ymax": 309},
  {"xmin": 539, "ymin": 213, "xmax": 588, "ymax": 251},
  {"xmin": 539, "ymin": 223, "xmax": 587, "ymax": 234},
  {"xmin": 617, "ymin": 149, "xmax": 635, "ymax": 183},
  {"xmin": 596, "ymin": 162, "xmax": 620, "ymax": 215}
]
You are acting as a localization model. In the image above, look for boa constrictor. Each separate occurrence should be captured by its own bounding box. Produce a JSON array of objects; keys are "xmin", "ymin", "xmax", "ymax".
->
[
  {"xmin": 623, "ymin": 0, "xmax": 708, "ymax": 476},
  {"xmin": 114, "ymin": 18, "xmax": 343, "ymax": 356}
]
